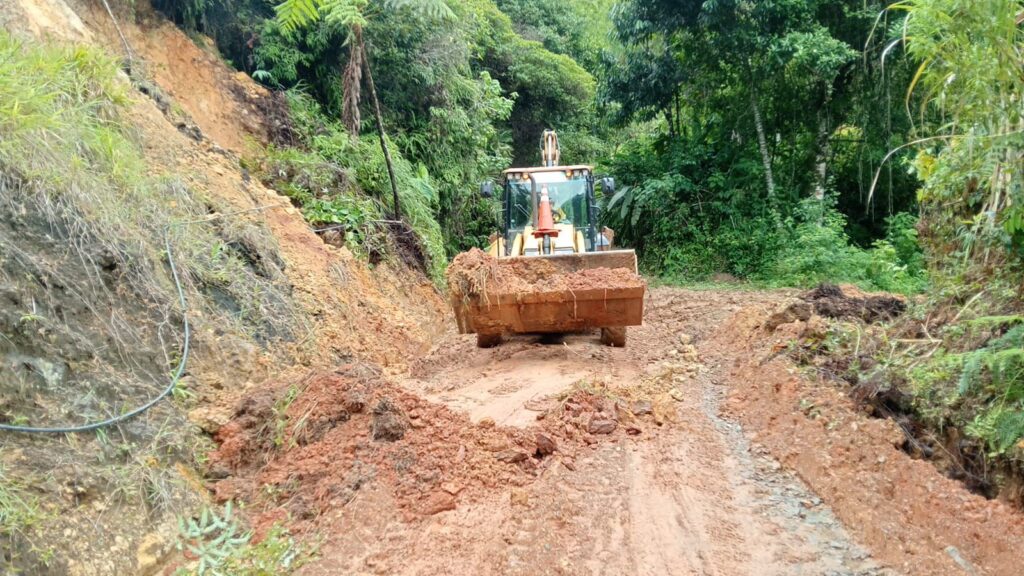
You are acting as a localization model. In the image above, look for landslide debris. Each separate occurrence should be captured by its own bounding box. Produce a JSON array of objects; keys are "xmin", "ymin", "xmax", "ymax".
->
[
  {"xmin": 0, "ymin": 4, "xmax": 446, "ymax": 573},
  {"xmin": 447, "ymin": 248, "xmax": 645, "ymax": 302},
  {"xmin": 206, "ymin": 365, "xmax": 669, "ymax": 532},
  {"xmin": 802, "ymin": 283, "xmax": 906, "ymax": 323},
  {"xmin": 371, "ymin": 398, "xmax": 409, "ymax": 442}
]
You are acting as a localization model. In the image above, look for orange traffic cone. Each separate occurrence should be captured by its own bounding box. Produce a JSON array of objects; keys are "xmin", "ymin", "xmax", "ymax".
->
[{"xmin": 533, "ymin": 186, "xmax": 560, "ymax": 254}]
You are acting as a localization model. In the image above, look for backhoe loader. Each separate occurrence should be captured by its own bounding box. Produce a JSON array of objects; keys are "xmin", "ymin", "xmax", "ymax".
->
[{"xmin": 450, "ymin": 131, "xmax": 645, "ymax": 347}]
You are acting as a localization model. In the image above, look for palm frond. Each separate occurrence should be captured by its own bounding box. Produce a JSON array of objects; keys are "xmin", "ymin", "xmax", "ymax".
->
[
  {"xmin": 323, "ymin": 0, "xmax": 369, "ymax": 29},
  {"xmin": 381, "ymin": 0, "xmax": 453, "ymax": 21},
  {"xmin": 275, "ymin": 0, "xmax": 322, "ymax": 32},
  {"xmin": 275, "ymin": 0, "xmax": 369, "ymax": 32}
]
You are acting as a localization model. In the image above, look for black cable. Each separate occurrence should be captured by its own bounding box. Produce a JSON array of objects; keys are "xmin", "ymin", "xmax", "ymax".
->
[{"xmin": 0, "ymin": 228, "xmax": 190, "ymax": 434}]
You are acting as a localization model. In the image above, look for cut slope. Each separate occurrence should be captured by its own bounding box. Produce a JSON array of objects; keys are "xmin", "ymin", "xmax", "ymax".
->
[
  {"xmin": 719, "ymin": 296, "xmax": 1024, "ymax": 575},
  {"xmin": 0, "ymin": 1, "xmax": 446, "ymax": 574},
  {"xmin": 73, "ymin": 0, "xmax": 276, "ymax": 153}
]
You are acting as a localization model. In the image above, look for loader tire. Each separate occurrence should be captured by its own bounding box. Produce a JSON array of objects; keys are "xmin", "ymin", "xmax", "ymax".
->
[
  {"xmin": 600, "ymin": 327, "xmax": 626, "ymax": 347},
  {"xmin": 477, "ymin": 332, "xmax": 504, "ymax": 348}
]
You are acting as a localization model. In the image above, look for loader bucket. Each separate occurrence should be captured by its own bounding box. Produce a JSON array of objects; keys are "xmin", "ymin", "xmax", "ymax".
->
[{"xmin": 448, "ymin": 250, "xmax": 645, "ymax": 338}]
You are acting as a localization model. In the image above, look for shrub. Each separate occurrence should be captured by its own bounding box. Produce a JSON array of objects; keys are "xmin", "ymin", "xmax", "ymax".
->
[
  {"xmin": 761, "ymin": 198, "xmax": 926, "ymax": 294},
  {"xmin": 256, "ymin": 91, "xmax": 447, "ymax": 283}
]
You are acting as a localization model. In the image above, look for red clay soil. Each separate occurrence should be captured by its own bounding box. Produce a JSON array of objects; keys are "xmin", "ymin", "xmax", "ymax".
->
[
  {"xmin": 207, "ymin": 365, "xmax": 664, "ymax": 535},
  {"xmin": 206, "ymin": 287, "xmax": 1024, "ymax": 575},
  {"xmin": 448, "ymin": 248, "xmax": 644, "ymax": 300},
  {"xmin": 716, "ymin": 300, "xmax": 1024, "ymax": 576}
]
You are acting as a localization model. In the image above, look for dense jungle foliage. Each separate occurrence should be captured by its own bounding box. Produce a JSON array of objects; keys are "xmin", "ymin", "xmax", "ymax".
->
[
  {"xmin": 152, "ymin": 0, "xmax": 1024, "ymax": 488},
  {"xmin": 153, "ymin": 0, "xmax": 929, "ymax": 290},
  {"xmin": 153, "ymin": 0, "xmax": 613, "ymax": 268}
]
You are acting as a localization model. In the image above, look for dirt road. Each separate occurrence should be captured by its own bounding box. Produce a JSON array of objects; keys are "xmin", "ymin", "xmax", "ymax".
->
[
  {"xmin": 288, "ymin": 288, "xmax": 886, "ymax": 576},
  {"xmin": 212, "ymin": 286, "xmax": 1024, "ymax": 576}
]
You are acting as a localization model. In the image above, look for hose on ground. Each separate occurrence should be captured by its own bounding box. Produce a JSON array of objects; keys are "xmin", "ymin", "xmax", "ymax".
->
[{"xmin": 0, "ymin": 227, "xmax": 190, "ymax": 434}]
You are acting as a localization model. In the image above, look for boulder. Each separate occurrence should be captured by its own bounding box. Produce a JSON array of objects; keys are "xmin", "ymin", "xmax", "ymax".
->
[
  {"xmin": 765, "ymin": 299, "xmax": 813, "ymax": 331},
  {"xmin": 535, "ymin": 433, "xmax": 557, "ymax": 456},
  {"xmin": 587, "ymin": 418, "xmax": 617, "ymax": 435},
  {"xmin": 371, "ymin": 398, "xmax": 408, "ymax": 442}
]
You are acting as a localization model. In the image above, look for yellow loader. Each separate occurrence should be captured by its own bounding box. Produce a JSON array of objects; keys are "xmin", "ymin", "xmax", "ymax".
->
[{"xmin": 450, "ymin": 131, "xmax": 645, "ymax": 348}]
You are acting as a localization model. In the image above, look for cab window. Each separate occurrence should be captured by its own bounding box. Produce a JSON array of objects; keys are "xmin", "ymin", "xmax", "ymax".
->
[{"xmin": 506, "ymin": 171, "xmax": 590, "ymax": 230}]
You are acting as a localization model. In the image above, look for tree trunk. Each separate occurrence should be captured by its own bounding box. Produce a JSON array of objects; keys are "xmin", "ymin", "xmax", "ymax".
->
[
  {"xmin": 674, "ymin": 92, "xmax": 682, "ymax": 137},
  {"xmin": 342, "ymin": 25, "xmax": 364, "ymax": 137},
  {"xmin": 813, "ymin": 109, "xmax": 831, "ymax": 201},
  {"xmin": 750, "ymin": 89, "xmax": 775, "ymax": 200},
  {"xmin": 362, "ymin": 41, "xmax": 401, "ymax": 220}
]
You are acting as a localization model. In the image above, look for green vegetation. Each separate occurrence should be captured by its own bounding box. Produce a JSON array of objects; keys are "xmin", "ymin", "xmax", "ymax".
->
[
  {"xmin": 0, "ymin": 29, "xmax": 305, "ymax": 574},
  {"xmin": 158, "ymin": 0, "xmax": 608, "ymax": 261},
  {"xmin": 812, "ymin": 297, "xmax": 1024, "ymax": 482},
  {"xmin": 901, "ymin": 0, "xmax": 1024, "ymax": 275},
  {"xmin": 890, "ymin": 1, "xmax": 1024, "ymax": 469},
  {"xmin": 176, "ymin": 503, "xmax": 309, "ymax": 576},
  {"xmin": 0, "ymin": 464, "xmax": 50, "ymax": 562},
  {"xmin": 596, "ymin": 0, "xmax": 1024, "ymax": 490},
  {"xmin": 763, "ymin": 201, "xmax": 926, "ymax": 293},
  {"xmin": 1, "ymin": 0, "xmax": 1023, "ymax": 568},
  {"xmin": 494, "ymin": 0, "xmax": 614, "ymax": 73},
  {"xmin": 600, "ymin": 0, "xmax": 923, "ymax": 291},
  {"xmin": 256, "ymin": 92, "xmax": 447, "ymax": 281}
]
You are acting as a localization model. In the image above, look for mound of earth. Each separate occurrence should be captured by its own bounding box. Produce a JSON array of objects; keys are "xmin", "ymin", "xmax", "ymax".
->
[
  {"xmin": 448, "ymin": 248, "xmax": 645, "ymax": 301},
  {"xmin": 719, "ymin": 299, "xmax": 1024, "ymax": 576},
  {"xmin": 207, "ymin": 365, "xmax": 666, "ymax": 534},
  {"xmin": 803, "ymin": 283, "xmax": 906, "ymax": 323}
]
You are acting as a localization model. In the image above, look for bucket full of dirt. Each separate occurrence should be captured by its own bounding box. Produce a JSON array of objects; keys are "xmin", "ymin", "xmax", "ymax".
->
[{"xmin": 447, "ymin": 248, "xmax": 646, "ymax": 340}]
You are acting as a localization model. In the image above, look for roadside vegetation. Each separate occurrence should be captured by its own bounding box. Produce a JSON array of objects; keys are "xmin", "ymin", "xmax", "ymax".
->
[
  {"xmin": 599, "ymin": 0, "xmax": 925, "ymax": 292},
  {"xmin": 590, "ymin": 0, "xmax": 1023, "ymax": 502},
  {"xmin": 895, "ymin": 0, "xmax": 1024, "ymax": 485},
  {"xmin": 174, "ymin": 502, "xmax": 309, "ymax": 576},
  {"xmin": 160, "ymin": 0, "xmax": 929, "ymax": 293},
  {"xmin": 156, "ymin": 0, "xmax": 611, "ymax": 274},
  {"xmin": 795, "ymin": 0, "xmax": 1024, "ymax": 502}
]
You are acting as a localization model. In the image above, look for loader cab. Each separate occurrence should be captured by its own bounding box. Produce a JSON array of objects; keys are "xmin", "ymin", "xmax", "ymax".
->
[{"xmin": 501, "ymin": 166, "xmax": 600, "ymax": 256}]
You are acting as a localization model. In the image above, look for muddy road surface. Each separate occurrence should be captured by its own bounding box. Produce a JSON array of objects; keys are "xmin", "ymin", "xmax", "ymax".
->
[
  {"xmin": 214, "ymin": 286, "xmax": 1024, "ymax": 576},
  {"xmin": 294, "ymin": 288, "xmax": 892, "ymax": 576}
]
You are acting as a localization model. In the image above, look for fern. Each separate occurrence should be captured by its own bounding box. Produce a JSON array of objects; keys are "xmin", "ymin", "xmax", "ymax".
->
[
  {"xmin": 992, "ymin": 410, "xmax": 1024, "ymax": 455},
  {"xmin": 274, "ymin": 0, "xmax": 450, "ymax": 33},
  {"xmin": 382, "ymin": 0, "xmax": 453, "ymax": 20},
  {"xmin": 957, "ymin": 325, "xmax": 1024, "ymax": 396},
  {"xmin": 958, "ymin": 344, "xmax": 987, "ymax": 397},
  {"xmin": 965, "ymin": 315, "xmax": 1024, "ymax": 330},
  {"xmin": 275, "ymin": 0, "xmax": 368, "ymax": 33},
  {"xmin": 321, "ymin": 0, "xmax": 369, "ymax": 29},
  {"xmin": 968, "ymin": 408, "xmax": 1024, "ymax": 456},
  {"xmin": 274, "ymin": 0, "xmax": 324, "ymax": 32},
  {"xmin": 955, "ymin": 323, "xmax": 1024, "ymax": 455}
]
